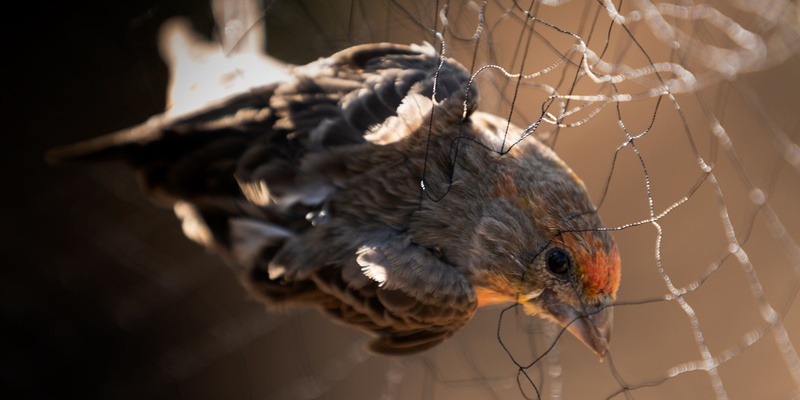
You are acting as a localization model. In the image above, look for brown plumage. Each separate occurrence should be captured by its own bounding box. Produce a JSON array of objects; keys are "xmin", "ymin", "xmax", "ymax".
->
[{"xmin": 48, "ymin": 30, "xmax": 620, "ymax": 356}]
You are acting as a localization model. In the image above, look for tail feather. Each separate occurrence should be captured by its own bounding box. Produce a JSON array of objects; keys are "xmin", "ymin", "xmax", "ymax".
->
[{"xmin": 45, "ymin": 115, "xmax": 169, "ymax": 165}]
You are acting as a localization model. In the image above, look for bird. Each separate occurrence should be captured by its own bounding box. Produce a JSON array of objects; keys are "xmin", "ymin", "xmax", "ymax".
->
[{"xmin": 47, "ymin": 19, "xmax": 620, "ymax": 357}]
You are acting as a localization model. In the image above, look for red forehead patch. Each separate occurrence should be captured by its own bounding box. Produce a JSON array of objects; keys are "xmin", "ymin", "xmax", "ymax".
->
[
  {"xmin": 567, "ymin": 235, "xmax": 621, "ymax": 299},
  {"xmin": 584, "ymin": 244, "xmax": 620, "ymax": 299}
]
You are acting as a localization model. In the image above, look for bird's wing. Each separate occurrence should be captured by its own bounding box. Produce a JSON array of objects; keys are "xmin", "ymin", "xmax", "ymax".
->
[
  {"xmin": 245, "ymin": 227, "xmax": 478, "ymax": 354},
  {"xmin": 354, "ymin": 231, "xmax": 478, "ymax": 353},
  {"xmin": 48, "ymin": 38, "xmax": 481, "ymax": 354},
  {"xmin": 45, "ymin": 41, "xmax": 467, "ymax": 201}
]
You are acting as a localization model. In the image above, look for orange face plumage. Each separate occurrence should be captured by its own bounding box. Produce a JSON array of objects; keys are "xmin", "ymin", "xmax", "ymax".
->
[{"xmin": 569, "ymin": 234, "xmax": 621, "ymax": 300}]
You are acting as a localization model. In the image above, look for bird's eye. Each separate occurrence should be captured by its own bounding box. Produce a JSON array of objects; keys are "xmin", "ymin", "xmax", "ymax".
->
[{"xmin": 546, "ymin": 248, "xmax": 570, "ymax": 276}]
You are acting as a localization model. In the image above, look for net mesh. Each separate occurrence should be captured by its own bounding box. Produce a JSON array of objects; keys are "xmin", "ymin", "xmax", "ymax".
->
[{"xmin": 25, "ymin": 0, "xmax": 800, "ymax": 399}]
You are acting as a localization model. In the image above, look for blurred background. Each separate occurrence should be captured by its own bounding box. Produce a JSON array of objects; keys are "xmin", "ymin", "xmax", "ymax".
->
[{"xmin": 4, "ymin": 0, "xmax": 799, "ymax": 399}]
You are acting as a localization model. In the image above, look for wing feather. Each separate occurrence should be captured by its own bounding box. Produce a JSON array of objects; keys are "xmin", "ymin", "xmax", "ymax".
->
[{"xmin": 49, "ymin": 40, "xmax": 481, "ymax": 354}]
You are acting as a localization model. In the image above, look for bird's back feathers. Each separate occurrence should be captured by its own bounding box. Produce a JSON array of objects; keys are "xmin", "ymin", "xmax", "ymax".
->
[{"xmin": 48, "ymin": 42, "xmax": 488, "ymax": 354}]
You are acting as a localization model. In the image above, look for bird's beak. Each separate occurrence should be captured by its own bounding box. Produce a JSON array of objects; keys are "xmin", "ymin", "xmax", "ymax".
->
[{"xmin": 532, "ymin": 291, "xmax": 613, "ymax": 360}]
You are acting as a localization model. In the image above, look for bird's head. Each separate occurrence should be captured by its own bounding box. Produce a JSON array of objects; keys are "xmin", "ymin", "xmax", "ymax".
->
[{"xmin": 468, "ymin": 137, "xmax": 620, "ymax": 359}]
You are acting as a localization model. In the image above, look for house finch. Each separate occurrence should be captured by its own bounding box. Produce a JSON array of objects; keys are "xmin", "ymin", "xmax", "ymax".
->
[{"xmin": 47, "ymin": 22, "xmax": 620, "ymax": 357}]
